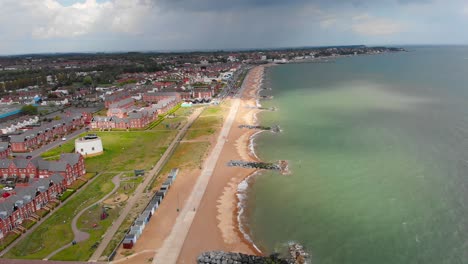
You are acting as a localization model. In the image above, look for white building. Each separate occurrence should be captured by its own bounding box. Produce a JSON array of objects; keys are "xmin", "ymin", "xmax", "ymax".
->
[{"xmin": 75, "ymin": 134, "xmax": 103, "ymax": 157}]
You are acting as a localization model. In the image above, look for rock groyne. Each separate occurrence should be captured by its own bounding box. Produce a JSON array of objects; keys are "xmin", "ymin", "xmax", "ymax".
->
[{"xmin": 197, "ymin": 251, "xmax": 289, "ymax": 264}]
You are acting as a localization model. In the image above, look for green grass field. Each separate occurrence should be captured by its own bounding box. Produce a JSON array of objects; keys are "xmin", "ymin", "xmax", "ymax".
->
[
  {"xmin": 5, "ymin": 172, "xmax": 116, "ymax": 260},
  {"xmin": 41, "ymin": 141, "xmax": 76, "ymax": 159},
  {"xmin": 5, "ymin": 129, "xmax": 176, "ymax": 260},
  {"xmin": 78, "ymin": 131, "xmax": 175, "ymax": 172},
  {"xmin": 184, "ymin": 128, "xmax": 216, "ymax": 140},
  {"xmin": 150, "ymin": 141, "xmax": 210, "ymax": 190},
  {"xmin": 51, "ymin": 202, "xmax": 121, "ymax": 261},
  {"xmin": 183, "ymin": 106, "xmax": 224, "ymax": 140}
]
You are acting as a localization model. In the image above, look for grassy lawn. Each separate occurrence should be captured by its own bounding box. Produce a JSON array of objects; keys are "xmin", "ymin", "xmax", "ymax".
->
[
  {"xmin": 184, "ymin": 128, "xmax": 216, "ymax": 140},
  {"xmin": 59, "ymin": 189, "xmax": 75, "ymax": 202},
  {"xmin": 84, "ymin": 131, "xmax": 175, "ymax": 172},
  {"xmin": 51, "ymin": 203, "xmax": 121, "ymax": 261},
  {"xmin": 183, "ymin": 106, "xmax": 224, "ymax": 140},
  {"xmin": 0, "ymin": 233, "xmax": 21, "ymax": 251},
  {"xmin": 22, "ymin": 219, "xmax": 36, "ymax": 230},
  {"xmin": 82, "ymin": 172, "xmax": 97, "ymax": 180},
  {"xmin": 118, "ymin": 177, "xmax": 144, "ymax": 195},
  {"xmin": 41, "ymin": 141, "xmax": 76, "ymax": 159},
  {"xmin": 152, "ymin": 116, "xmax": 186, "ymax": 130},
  {"xmin": 68, "ymin": 179, "xmax": 86, "ymax": 190},
  {"xmin": 189, "ymin": 116, "xmax": 223, "ymax": 129},
  {"xmin": 4, "ymin": 172, "xmax": 116, "ymax": 260},
  {"xmin": 200, "ymin": 106, "xmax": 223, "ymax": 116},
  {"xmin": 150, "ymin": 142, "xmax": 210, "ymax": 190},
  {"xmin": 43, "ymin": 131, "xmax": 175, "ymax": 173},
  {"xmin": 173, "ymin": 106, "xmax": 195, "ymax": 117}
]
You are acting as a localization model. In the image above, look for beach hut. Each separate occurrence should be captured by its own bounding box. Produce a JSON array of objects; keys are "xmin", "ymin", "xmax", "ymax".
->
[
  {"xmin": 149, "ymin": 201, "xmax": 159, "ymax": 212},
  {"xmin": 130, "ymin": 225, "xmax": 142, "ymax": 237},
  {"xmin": 137, "ymin": 213, "xmax": 149, "ymax": 224},
  {"xmin": 156, "ymin": 190, "xmax": 165, "ymax": 199},
  {"xmin": 123, "ymin": 239, "xmax": 134, "ymax": 249},
  {"xmin": 141, "ymin": 211, "xmax": 151, "ymax": 222},
  {"xmin": 152, "ymin": 195, "xmax": 162, "ymax": 205},
  {"xmin": 125, "ymin": 233, "xmax": 137, "ymax": 242},
  {"xmin": 145, "ymin": 204, "xmax": 155, "ymax": 215},
  {"xmin": 128, "ymin": 230, "xmax": 141, "ymax": 240},
  {"xmin": 169, "ymin": 168, "xmax": 179, "ymax": 181},
  {"xmin": 135, "ymin": 220, "xmax": 146, "ymax": 230},
  {"xmin": 163, "ymin": 179, "xmax": 172, "ymax": 187}
]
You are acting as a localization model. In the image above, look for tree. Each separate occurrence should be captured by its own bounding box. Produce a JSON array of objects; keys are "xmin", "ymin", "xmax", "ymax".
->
[
  {"xmin": 83, "ymin": 76, "xmax": 93, "ymax": 86},
  {"xmin": 21, "ymin": 105, "xmax": 38, "ymax": 115}
]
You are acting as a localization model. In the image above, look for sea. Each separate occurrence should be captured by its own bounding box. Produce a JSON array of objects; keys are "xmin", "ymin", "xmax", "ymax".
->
[{"xmin": 240, "ymin": 46, "xmax": 468, "ymax": 264}]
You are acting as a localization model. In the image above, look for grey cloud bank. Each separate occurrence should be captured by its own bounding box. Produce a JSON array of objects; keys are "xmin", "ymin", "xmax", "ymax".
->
[{"xmin": 0, "ymin": 0, "xmax": 467, "ymax": 54}]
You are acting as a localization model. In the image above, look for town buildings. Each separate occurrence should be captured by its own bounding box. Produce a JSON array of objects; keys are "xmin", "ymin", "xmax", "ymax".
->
[
  {"xmin": 0, "ymin": 153, "xmax": 85, "ymax": 237},
  {"xmin": 8, "ymin": 113, "xmax": 86, "ymax": 153}
]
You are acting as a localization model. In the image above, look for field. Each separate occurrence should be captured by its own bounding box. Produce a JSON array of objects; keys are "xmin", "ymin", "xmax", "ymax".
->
[
  {"xmin": 5, "ymin": 130, "xmax": 177, "ymax": 261},
  {"xmin": 82, "ymin": 131, "xmax": 176, "ymax": 172},
  {"xmin": 184, "ymin": 106, "xmax": 225, "ymax": 140},
  {"xmin": 5, "ymin": 172, "xmax": 116, "ymax": 260},
  {"xmin": 41, "ymin": 141, "xmax": 76, "ymax": 159}
]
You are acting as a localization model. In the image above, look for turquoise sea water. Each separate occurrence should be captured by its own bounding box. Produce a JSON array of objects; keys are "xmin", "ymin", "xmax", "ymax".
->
[{"xmin": 244, "ymin": 47, "xmax": 468, "ymax": 264}]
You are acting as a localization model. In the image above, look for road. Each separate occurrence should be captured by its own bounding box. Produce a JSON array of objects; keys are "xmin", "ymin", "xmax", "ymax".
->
[
  {"xmin": 13, "ymin": 127, "xmax": 87, "ymax": 159},
  {"xmin": 151, "ymin": 83, "xmax": 245, "ymax": 264},
  {"xmin": 88, "ymin": 107, "xmax": 204, "ymax": 262}
]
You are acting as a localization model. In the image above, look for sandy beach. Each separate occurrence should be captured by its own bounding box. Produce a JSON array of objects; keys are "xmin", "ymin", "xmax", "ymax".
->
[
  {"xmin": 112, "ymin": 65, "xmax": 266, "ymax": 264},
  {"xmin": 176, "ymin": 66, "xmax": 265, "ymax": 262}
]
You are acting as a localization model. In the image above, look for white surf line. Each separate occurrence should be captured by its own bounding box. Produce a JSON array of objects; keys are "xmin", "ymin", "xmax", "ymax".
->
[{"xmin": 152, "ymin": 98, "xmax": 242, "ymax": 264}]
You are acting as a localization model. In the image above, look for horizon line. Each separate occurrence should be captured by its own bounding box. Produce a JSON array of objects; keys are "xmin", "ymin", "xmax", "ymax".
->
[{"xmin": 1, "ymin": 43, "xmax": 467, "ymax": 57}]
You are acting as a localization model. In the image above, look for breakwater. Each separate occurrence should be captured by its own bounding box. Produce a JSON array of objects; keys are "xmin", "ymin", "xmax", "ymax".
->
[
  {"xmin": 239, "ymin": 124, "xmax": 281, "ymax": 133},
  {"xmin": 197, "ymin": 244, "xmax": 309, "ymax": 264},
  {"xmin": 228, "ymin": 160, "xmax": 289, "ymax": 174},
  {"xmin": 197, "ymin": 251, "xmax": 289, "ymax": 264}
]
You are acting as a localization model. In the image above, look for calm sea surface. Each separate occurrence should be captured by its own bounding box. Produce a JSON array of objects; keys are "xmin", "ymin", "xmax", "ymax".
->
[{"xmin": 244, "ymin": 46, "xmax": 468, "ymax": 264}]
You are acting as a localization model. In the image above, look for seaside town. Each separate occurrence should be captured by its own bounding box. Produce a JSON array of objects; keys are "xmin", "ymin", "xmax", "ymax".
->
[{"xmin": 0, "ymin": 46, "xmax": 403, "ymax": 263}]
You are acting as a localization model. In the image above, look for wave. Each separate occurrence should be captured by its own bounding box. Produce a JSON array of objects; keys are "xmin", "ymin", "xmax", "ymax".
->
[{"xmin": 237, "ymin": 171, "xmax": 263, "ymax": 254}]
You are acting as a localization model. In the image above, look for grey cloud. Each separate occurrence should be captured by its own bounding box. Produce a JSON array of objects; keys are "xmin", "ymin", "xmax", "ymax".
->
[{"xmin": 154, "ymin": 0, "xmax": 433, "ymax": 12}]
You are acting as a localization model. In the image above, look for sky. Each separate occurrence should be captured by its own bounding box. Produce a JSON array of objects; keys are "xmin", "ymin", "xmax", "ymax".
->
[{"xmin": 0, "ymin": 0, "xmax": 467, "ymax": 55}]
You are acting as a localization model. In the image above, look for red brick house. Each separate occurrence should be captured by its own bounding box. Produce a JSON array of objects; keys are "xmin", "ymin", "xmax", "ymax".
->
[
  {"xmin": 104, "ymin": 93, "xmax": 131, "ymax": 108},
  {"xmin": 142, "ymin": 92, "xmax": 181, "ymax": 103},
  {"xmin": 0, "ymin": 142, "xmax": 10, "ymax": 158},
  {"xmin": 0, "ymin": 153, "xmax": 85, "ymax": 236},
  {"xmin": 9, "ymin": 114, "xmax": 85, "ymax": 153}
]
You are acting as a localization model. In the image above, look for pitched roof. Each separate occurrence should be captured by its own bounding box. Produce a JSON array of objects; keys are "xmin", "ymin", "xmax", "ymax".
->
[
  {"xmin": 59, "ymin": 153, "xmax": 81, "ymax": 166},
  {"xmin": 0, "ymin": 142, "xmax": 9, "ymax": 151}
]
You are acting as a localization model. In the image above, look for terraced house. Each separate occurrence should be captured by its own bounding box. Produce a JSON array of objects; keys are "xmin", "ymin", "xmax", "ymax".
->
[
  {"xmin": 0, "ymin": 153, "xmax": 85, "ymax": 237},
  {"xmin": 9, "ymin": 114, "xmax": 86, "ymax": 153}
]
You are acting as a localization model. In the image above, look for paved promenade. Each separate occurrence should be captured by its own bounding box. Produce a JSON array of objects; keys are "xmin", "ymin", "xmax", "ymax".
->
[
  {"xmin": 152, "ymin": 96, "xmax": 242, "ymax": 264},
  {"xmin": 89, "ymin": 108, "xmax": 203, "ymax": 262}
]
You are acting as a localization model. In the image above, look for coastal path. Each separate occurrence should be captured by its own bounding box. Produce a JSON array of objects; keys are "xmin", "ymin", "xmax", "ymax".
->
[
  {"xmin": 44, "ymin": 174, "xmax": 122, "ymax": 260},
  {"xmin": 89, "ymin": 107, "xmax": 204, "ymax": 262},
  {"xmin": 151, "ymin": 73, "xmax": 248, "ymax": 264}
]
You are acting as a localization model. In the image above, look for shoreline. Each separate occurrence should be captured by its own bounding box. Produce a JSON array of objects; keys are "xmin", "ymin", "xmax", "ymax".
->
[
  {"xmin": 174, "ymin": 65, "xmax": 266, "ymax": 262},
  {"xmin": 233, "ymin": 64, "xmax": 276, "ymax": 256}
]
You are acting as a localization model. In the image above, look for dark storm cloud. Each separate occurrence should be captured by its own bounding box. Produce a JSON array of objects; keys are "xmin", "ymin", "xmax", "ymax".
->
[{"xmin": 155, "ymin": 0, "xmax": 433, "ymax": 12}]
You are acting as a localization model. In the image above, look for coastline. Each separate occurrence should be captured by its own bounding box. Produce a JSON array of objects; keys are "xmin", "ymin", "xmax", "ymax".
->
[{"xmin": 175, "ymin": 65, "xmax": 270, "ymax": 262}]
